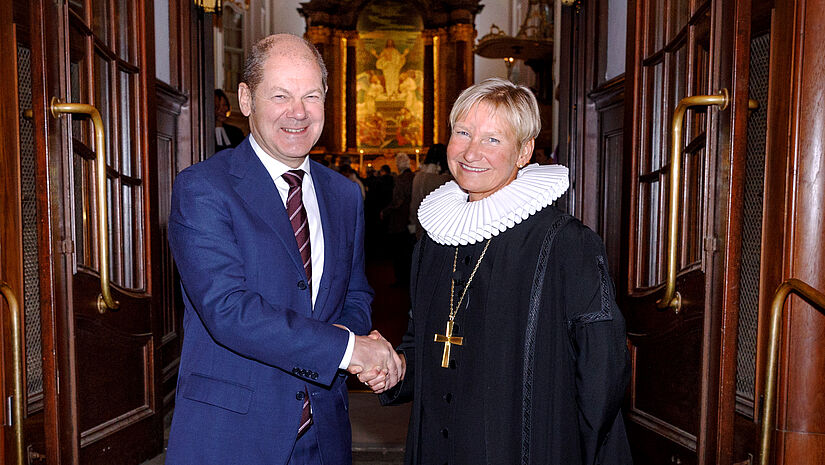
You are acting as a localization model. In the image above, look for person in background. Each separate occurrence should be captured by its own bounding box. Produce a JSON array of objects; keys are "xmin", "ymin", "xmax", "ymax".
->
[
  {"xmin": 374, "ymin": 78, "xmax": 632, "ymax": 464},
  {"xmin": 167, "ymin": 34, "xmax": 402, "ymax": 465},
  {"xmin": 530, "ymin": 146, "xmax": 550, "ymax": 165},
  {"xmin": 363, "ymin": 164, "xmax": 395, "ymax": 259},
  {"xmin": 409, "ymin": 143, "xmax": 451, "ymax": 240},
  {"xmin": 381, "ymin": 153, "xmax": 415, "ymax": 287},
  {"xmin": 339, "ymin": 164, "xmax": 366, "ymax": 200},
  {"xmin": 214, "ymin": 88, "xmax": 245, "ymax": 151}
]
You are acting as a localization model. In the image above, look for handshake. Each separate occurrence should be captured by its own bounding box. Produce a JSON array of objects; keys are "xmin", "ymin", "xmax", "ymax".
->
[{"xmin": 347, "ymin": 330, "xmax": 405, "ymax": 394}]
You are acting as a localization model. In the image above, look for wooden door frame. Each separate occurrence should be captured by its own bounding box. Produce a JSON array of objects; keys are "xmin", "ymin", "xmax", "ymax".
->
[
  {"xmin": 705, "ymin": 0, "xmax": 755, "ymax": 463},
  {"xmin": 0, "ymin": 0, "xmax": 27, "ymax": 458},
  {"xmin": 28, "ymin": 0, "xmax": 162, "ymax": 461},
  {"xmin": 758, "ymin": 0, "xmax": 825, "ymax": 461},
  {"xmin": 26, "ymin": 0, "xmax": 73, "ymax": 462},
  {"xmin": 621, "ymin": 0, "xmax": 756, "ymax": 462}
]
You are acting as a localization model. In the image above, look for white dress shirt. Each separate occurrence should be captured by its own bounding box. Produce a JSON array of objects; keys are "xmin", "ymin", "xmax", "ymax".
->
[{"xmin": 249, "ymin": 135, "xmax": 354, "ymax": 369}]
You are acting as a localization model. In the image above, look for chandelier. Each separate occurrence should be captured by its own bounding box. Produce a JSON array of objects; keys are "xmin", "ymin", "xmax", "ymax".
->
[{"xmin": 475, "ymin": 0, "xmax": 554, "ymax": 76}]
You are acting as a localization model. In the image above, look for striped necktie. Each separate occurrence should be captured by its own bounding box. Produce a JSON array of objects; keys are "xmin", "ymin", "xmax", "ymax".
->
[
  {"xmin": 283, "ymin": 170, "xmax": 312, "ymax": 290},
  {"xmin": 282, "ymin": 169, "xmax": 313, "ymax": 437}
]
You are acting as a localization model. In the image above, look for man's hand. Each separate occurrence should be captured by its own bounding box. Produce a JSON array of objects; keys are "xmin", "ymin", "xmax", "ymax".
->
[
  {"xmin": 347, "ymin": 330, "xmax": 404, "ymax": 394},
  {"xmin": 358, "ymin": 352, "xmax": 406, "ymax": 394}
]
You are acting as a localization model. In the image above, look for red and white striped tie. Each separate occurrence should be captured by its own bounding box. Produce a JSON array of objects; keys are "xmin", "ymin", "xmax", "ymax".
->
[
  {"xmin": 283, "ymin": 169, "xmax": 313, "ymax": 437},
  {"xmin": 283, "ymin": 170, "xmax": 312, "ymax": 290}
]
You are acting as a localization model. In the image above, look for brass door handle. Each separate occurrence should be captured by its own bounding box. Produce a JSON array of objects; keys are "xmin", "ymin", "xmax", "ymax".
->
[
  {"xmin": 759, "ymin": 279, "xmax": 825, "ymax": 465},
  {"xmin": 657, "ymin": 89, "xmax": 758, "ymax": 312},
  {"xmin": 48, "ymin": 97, "xmax": 119, "ymax": 312},
  {"xmin": 0, "ymin": 281, "xmax": 25, "ymax": 465}
]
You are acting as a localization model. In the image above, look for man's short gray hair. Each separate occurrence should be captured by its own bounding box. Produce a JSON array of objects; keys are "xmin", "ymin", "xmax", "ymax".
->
[{"xmin": 241, "ymin": 34, "xmax": 328, "ymax": 96}]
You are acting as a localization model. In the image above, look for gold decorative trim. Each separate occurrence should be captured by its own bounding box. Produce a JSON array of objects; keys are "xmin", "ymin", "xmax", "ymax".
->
[
  {"xmin": 448, "ymin": 23, "xmax": 475, "ymax": 42},
  {"xmin": 433, "ymin": 35, "xmax": 439, "ymax": 144},
  {"xmin": 0, "ymin": 282, "xmax": 24, "ymax": 465},
  {"xmin": 657, "ymin": 90, "xmax": 731, "ymax": 312},
  {"xmin": 48, "ymin": 98, "xmax": 119, "ymax": 312},
  {"xmin": 306, "ymin": 25, "xmax": 332, "ymax": 45},
  {"xmin": 759, "ymin": 279, "xmax": 825, "ymax": 465},
  {"xmin": 340, "ymin": 37, "xmax": 347, "ymax": 153},
  {"xmin": 195, "ymin": 0, "xmax": 222, "ymax": 13}
]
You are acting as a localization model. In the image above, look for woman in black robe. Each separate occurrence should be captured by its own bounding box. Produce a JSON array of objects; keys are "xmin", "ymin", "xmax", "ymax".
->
[
  {"xmin": 214, "ymin": 88, "xmax": 245, "ymax": 151},
  {"xmin": 366, "ymin": 78, "xmax": 632, "ymax": 464}
]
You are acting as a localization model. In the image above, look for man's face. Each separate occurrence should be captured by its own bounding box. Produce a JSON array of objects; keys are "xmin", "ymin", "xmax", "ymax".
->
[{"xmin": 239, "ymin": 51, "xmax": 326, "ymax": 168}]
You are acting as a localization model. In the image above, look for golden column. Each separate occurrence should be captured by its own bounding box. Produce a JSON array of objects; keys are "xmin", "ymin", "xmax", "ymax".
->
[
  {"xmin": 449, "ymin": 23, "xmax": 476, "ymax": 90},
  {"xmin": 305, "ymin": 25, "xmax": 334, "ymax": 152}
]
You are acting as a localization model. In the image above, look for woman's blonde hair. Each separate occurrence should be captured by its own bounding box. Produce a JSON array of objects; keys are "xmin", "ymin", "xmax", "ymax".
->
[{"xmin": 449, "ymin": 78, "xmax": 541, "ymax": 148}]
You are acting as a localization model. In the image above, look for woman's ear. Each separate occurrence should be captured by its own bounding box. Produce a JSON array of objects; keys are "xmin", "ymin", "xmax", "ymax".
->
[{"xmin": 518, "ymin": 138, "xmax": 535, "ymax": 167}]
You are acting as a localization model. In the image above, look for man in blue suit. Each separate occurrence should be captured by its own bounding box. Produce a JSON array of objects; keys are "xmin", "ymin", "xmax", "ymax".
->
[{"xmin": 166, "ymin": 34, "xmax": 403, "ymax": 464}]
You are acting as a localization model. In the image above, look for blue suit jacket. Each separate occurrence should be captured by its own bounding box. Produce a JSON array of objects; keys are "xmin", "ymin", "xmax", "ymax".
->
[{"xmin": 165, "ymin": 139, "xmax": 373, "ymax": 464}]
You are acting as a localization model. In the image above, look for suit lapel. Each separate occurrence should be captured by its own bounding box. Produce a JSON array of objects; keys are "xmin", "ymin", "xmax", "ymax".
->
[
  {"xmin": 311, "ymin": 164, "xmax": 336, "ymax": 317},
  {"xmin": 229, "ymin": 142, "xmax": 305, "ymax": 275}
]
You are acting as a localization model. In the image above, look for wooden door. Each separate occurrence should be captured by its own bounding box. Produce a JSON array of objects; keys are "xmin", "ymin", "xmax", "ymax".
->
[
  {"xmin": 623, "ymin": 0, "xmax": 756, "ymax": 463},
  {"xmin": 2, "ymin": 0, "xmax": 163, "ymax": 463},
  {"xmin": 1, "ymin": 1, "xmax": 50, "ymax": 463}
]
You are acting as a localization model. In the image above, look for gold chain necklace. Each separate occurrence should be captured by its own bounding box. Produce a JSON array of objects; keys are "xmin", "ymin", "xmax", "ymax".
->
[{"xmin": 433, "ymin": 238, "xmax": 492, "ymax": 368}]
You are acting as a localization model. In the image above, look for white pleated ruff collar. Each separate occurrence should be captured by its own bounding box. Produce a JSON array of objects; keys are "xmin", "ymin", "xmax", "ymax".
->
[{"xmin": 418, "ymin": 163, "xmax": 570, "ymax": 246}]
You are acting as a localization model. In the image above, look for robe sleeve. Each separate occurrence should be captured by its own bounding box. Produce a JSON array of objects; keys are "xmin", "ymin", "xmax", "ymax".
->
[
  {"xmin": 560, "ymin": 225, "xmax": 631, "ymax": 464},
  {"xmin": 379, "ymin": 238, "xmax": 425, "ymax": 405}
]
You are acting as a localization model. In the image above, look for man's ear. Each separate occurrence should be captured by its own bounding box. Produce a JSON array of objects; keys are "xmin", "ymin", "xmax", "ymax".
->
[{"xmin": 238, "ymin": 82, "xmax": 252, "ymax": 117}]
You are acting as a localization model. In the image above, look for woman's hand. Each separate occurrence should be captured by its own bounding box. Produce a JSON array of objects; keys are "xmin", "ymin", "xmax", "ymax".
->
[{"xmin": 356, "ymin": 332, "xmax": 406, "ymax": 394}]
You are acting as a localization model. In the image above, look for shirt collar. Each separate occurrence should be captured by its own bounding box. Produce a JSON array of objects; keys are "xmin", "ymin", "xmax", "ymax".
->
[{"xmin": 249, "ymin": 133, "xmax": 312, "ymax": 184}]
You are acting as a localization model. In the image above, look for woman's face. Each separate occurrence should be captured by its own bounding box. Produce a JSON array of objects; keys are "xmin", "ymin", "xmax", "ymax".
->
[
  {"xmin": 447, "ymin": 102, "xmax": 533, "ymax": 201},
  {"xmin": 215, "ymin": 94, "xmax": 230, "ymax": 123}
]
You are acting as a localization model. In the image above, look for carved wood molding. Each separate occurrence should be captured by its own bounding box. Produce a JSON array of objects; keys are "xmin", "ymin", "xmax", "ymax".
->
[
  {"xmin": 448, "ymin": 23, "xmax": 475, "ymax": 42},
  {"xmin": 299, "ymin": 0, "xmax": 482, "ymax": 30},
  {"xmin": 154, "ymin": 81, "xmax": 188, "ymax": 115},
  {"xmin": 306, "ymin": 25, "xmax": 332, "ymax": 44},
  {"xmin": 587, "ymin": 75, "xmax": 625, "ymax": 110}
]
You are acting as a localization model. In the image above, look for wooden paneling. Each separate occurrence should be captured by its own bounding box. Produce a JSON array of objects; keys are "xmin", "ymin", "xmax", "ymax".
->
[
  {"xmin": 760, "ymin": 0, "xmax": 825, "ymax": 463},
  {"xmin": 0, "ymin": 0, "xmax": 26, "ymax": 459},
  {"xmin": 588, "ymin": 76, "xmax": 625, "ymax": 279},
  {"xmin": 150, "ymin": 0, "xmax": 212, "ymax": 420},
  {"xmin": 154, "ymin": 81, "xmax": 187, "ymax": 415}
]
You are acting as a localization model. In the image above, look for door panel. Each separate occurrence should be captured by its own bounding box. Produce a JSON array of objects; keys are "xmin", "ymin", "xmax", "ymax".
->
[
  {"xmin": 624, "ymin": 0, "xmax": 754, "ymax": 462},
  {"xmin": 63, "ymin": 0, "xmax": 160, "ymax": 462},
  {"xmin": 1, "ymin": 1, "xmax": 49, "ymax": 463},
  {"xmin": 14, "ymin": 0, "xmax": 162, "ymax": 462}
]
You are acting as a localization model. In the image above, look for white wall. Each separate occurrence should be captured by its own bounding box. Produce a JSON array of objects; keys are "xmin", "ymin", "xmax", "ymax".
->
[
  {"xmin": 473, "ymin": 0, "xmax": 512, "ymax": 83},
  {"xmin": 268, "ymin": 0, "xmax": 306, "ymax": 37},
  {"xmin": 605, "ymin": 0, "xmax": 627, "ymax": 81},
  {"xmin": 154, "ymin": 0, "xmax": 171, "ymax": 83},
  {"xmin": 474, "ymin": 0, "xmax": 539, "ymax": 87}
]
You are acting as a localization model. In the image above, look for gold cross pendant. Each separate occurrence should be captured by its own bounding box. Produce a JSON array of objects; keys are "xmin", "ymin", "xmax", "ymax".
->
[{"xmin": 434, "ymin": 320, "xmax": 463, "ymax": 368}]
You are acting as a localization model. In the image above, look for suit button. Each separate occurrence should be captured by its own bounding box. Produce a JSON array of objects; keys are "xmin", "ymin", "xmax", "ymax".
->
[
  {"xmin": 443, "ymin": 393, "xmax": 452, "ymax": 403},
  {"xmin": 311, "ymin": 373, "xmax": 318, "ymax": 380},
  {"xmin": 297, "ymin": 280, "xmax": 307, "ymax": 290},
  {"xmin": 292, "ymin": 367, "xmax": 299, "ymax": 374},
  {"xmin": 296, "ymin": 391, "xmax": 305, "ymax": 400},
  {"xmin": 441, "ymin": 428, "xmax": 449, "ymax": 438}
]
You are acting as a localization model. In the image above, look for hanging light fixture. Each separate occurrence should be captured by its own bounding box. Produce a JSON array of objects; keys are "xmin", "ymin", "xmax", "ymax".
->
[{"xmin": 475, "ymin": 0, "xmax": 553, "ymax": 63}]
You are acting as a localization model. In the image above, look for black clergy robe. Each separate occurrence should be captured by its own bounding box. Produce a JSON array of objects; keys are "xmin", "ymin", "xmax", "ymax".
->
[{"xmin": 381, "ymin": 205, "xmax": 633, "ymax": 465}]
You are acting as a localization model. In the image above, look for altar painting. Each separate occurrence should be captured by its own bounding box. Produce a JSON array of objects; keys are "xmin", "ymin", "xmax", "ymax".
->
[{"xmin": 356, "ymin": 14, "xmax": 424, "ymax": 149}]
